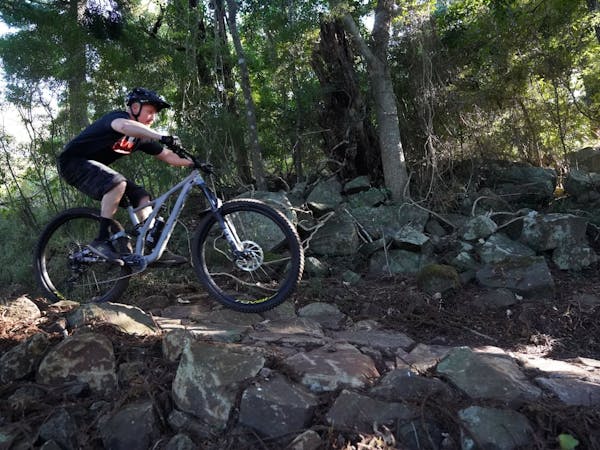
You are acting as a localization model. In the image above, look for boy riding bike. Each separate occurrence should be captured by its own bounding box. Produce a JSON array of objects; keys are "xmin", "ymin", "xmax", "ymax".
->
[{"xmin": 57, "ymin": 87, "xmax": 191, "ymax": 265}]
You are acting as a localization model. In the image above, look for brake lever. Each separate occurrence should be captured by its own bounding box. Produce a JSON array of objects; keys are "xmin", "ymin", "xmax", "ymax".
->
[{"xmin": 173, "ymin": 145, "xmax": 214, "ymax": 175}]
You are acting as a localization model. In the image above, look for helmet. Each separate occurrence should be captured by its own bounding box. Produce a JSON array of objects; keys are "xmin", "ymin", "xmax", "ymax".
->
[{"xmin": 126, "ymin": 87, "xmax": 171, "ymax": 111}]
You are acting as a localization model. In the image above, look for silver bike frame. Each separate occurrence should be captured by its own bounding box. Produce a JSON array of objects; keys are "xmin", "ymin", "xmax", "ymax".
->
[{"xmin": 118, "ymin": 168, "xmax": 243, "ymax": 266}]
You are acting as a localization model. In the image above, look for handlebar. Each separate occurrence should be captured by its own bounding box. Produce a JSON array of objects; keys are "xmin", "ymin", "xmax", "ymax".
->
[{"xmin": 171, "ymin": 145, "xmax": 214, "ymax": 175}]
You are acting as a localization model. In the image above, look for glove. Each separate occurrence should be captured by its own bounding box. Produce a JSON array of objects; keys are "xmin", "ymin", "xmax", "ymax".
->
[{"xmin": 160, "ymin": 135, "xmax": 182, "ymax": 150}]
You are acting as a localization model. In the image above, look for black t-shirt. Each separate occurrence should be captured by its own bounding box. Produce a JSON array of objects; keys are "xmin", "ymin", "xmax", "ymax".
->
[{"xmin": 60, "ymin": 110, "xmax": 163, "ymax": 165}]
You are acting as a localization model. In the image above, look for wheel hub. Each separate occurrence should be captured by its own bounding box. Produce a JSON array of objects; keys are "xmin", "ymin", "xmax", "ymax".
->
[{"xmin": 234, "ymin": 241, "xmax": 263, "ymax": 271}]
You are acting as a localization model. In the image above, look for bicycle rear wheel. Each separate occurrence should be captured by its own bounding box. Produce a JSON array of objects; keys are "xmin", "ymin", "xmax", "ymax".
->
[
  {"xmin": 191, "ymin": 199, "xmax": 304, "ymax": 313},
  {"xmin": 34, "ymin": 207, "xmax": 131, "ymax": 303}
]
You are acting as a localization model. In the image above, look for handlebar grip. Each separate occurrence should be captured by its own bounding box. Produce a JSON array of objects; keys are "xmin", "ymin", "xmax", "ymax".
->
[{"xmin": 174, "ymin": 147, "xmax": 214, "ymax": 174}]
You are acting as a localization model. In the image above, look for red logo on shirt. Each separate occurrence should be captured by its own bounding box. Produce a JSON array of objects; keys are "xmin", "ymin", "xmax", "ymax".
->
[{"xmin": 112, "ymin": 136, "xmax": 138, "ymax": 154}]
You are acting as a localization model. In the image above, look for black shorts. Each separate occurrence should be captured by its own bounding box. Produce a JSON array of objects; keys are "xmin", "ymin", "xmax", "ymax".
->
[{"xmin": 57, "ymin": 156, "xmax": 150, "ymax": 207}]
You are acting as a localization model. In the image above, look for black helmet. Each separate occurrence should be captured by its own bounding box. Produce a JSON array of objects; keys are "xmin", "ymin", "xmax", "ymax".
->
[{"xmin": 126, "ymin": 87, "xmax": 171, "ymax": 111}]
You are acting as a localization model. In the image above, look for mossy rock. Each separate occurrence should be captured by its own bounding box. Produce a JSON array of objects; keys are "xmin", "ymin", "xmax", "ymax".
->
[{"xmin": 416, "ymin": 264, "xmax": 460, "ymax": 295}]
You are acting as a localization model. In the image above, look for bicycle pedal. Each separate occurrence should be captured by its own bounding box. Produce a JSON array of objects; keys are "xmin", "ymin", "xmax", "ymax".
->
[
  {"xmin": 85, "ymin": 246, "xmax": 125, "ymax": 266},
  {"xmin": 122, "ymin": 254, "xmax": 148, "ymax": 270}
]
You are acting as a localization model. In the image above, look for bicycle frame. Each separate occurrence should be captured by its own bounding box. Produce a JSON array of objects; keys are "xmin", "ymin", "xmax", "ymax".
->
[{"xmin": 112, "ymin": 168, "xmax": 242, "ymax": 267}]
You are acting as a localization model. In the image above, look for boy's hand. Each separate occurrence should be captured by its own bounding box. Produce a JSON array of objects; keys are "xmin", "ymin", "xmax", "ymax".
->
[{"xmin": 160, "ymin": 135, "xmax": 182, "ymax": 150}]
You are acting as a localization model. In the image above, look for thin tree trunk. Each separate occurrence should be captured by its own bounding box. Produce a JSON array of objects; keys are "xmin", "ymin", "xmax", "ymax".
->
[
  {"xmin": 552, "ymin": 80, "xmax": 569, "ymax": 162},
  {"xmin": 214, "ymin": 0, "xmax": 252, "ymax": 183},
  {"xmin": 67, "ymin": 0, "xmax": 89, "ymax": 134},
  {"xmin": 224, "ymin": 0, "xmax": 266, "ymax": 189},
  {"xmin": 338, "ymin": 0, "xmax": 409, "ymax": 202}
]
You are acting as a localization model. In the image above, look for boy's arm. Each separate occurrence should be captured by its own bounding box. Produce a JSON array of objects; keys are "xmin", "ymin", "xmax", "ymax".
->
[
  {"xmin": 111, "ymin": 118, "xmax": 162, "ymax": 140},
  {"xmin": 154, "ymin": 148, "xmax": 194, "ymax": 167}
]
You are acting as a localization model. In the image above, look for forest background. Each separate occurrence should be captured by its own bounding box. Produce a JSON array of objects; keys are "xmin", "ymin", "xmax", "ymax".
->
[{"xmin": 0, "ymin": 0, "xmax": 599, "ymax": 287}]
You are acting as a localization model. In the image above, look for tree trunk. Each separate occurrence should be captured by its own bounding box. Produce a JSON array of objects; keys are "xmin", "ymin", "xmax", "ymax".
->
[
  {"xmin": 67, "ymin": 0, "xmax": 89, "ymax": 134},
  {"xmin": 311, "ymin": 19, "xmax": 381, "ymax": 182},
  {"xmin": 214, "ymin": 0, "xmax": 252, "ymax": 184},
  {"xmin": 337, "ymin": 0, "xmax": 409, "ymax": 202},
  {"xmin": 224, "ymin": 0, "xmax": 266, "ymax": 189}
]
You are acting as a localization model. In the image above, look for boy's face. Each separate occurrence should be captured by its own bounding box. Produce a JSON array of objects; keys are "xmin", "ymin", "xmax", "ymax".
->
[{"xmin": 131, "ymin": 103, "xmax": 158, "ymax": 125}]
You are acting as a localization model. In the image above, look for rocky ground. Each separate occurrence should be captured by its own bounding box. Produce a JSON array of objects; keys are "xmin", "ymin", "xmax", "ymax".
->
[{"xmin": 1, "ymin": 263, "xmax": 600, "ymax": 449}]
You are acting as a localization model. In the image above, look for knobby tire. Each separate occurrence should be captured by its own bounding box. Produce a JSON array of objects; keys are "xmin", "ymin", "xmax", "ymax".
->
[
  {"xmin": 34, "ymin": 207, "xmax": 131, "ymax": 303},
  {"xmin": 191, "ymin": 199, "xmax": 304, "ymax": 313}
]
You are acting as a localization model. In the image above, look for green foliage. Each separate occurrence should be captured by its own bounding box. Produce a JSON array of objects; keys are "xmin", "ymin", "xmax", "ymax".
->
[
  {"xmin": 389, "ymin": 0, "xmax": 599, "ymax": 188},
  {"xmin": 1, "ymin": 0, "xmax": 600, "ymax": 282},
  {"xmin": 559, "ymin": 433, "xmax": 580, "ymax": 450},
  {"xmin": 0, "ymin": 209, "xmax": 38, "ymax": 285}
]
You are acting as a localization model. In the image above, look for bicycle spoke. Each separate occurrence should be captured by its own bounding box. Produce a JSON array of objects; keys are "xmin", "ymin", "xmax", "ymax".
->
[
  {"xmin": 192, "ymin": 199, "xmax": 303, "ymax": 312},
  {"xmin": 35, "ymin": 209, "xmax": 131, "ymax": 303}
]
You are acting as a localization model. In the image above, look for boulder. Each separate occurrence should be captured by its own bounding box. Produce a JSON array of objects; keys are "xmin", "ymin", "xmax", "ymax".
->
[
  {"xmin": 37, "ymin": 332, "xmax": 117, "ymax": 395},
  {"xmin": 172, "ymin": 341, "xmax": 265, "ymax": 428},
  {"xmin": 238, "ymin": 374, "xmax": 318, "ymax": 438},
  {"xmin": 475, "ymin": 256, "xmax": 555, "ymax": 298}
]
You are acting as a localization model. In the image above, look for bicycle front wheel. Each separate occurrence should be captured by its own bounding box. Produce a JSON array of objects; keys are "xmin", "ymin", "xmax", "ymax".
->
[
  {"xmin": 191, "ymin": 199, "xmax": 304, "ymax": 313},
  {"xmin": 34, "ymin": 207, "xmax": 131, "ymax": 303}
]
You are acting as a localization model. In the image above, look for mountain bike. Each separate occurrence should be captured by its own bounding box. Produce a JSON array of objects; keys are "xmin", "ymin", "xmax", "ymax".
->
[{"xmin": 33, "ymin": 147, "xmax": 304, "ymax": 313}]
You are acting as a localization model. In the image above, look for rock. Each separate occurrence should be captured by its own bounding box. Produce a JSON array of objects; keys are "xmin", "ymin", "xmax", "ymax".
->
[
  {"xmin": 325, "ymin": 390, "xmax": 418, "ymax": 432},
  {"xmin": 38, "ymin": 408, "xmax": 79, "ymax": 450},
  {"xmin": 436, "ymin": 347, "xmax": 542, "ymax": 406},
  {"xmin": 347, "ymin": 188, "xmax": 387, "ymax": 208},
  {"xmin": 0, "ymin": 295, "xmax": 41, "ymax": 321},
  {"xmin": 535, "ymin": 378, "xmax": 600, "ymax": 406},
  {"xmin": 286, "ymin": 430, "xmax": 322, "ymax": 450},
  {"xmin": 391, "ymin": 226, "xmax": 433, "ymax": 254},
  {"xmin": 564, "ymin": 169, "xmax": 600, "ymax": 199},
  {"xmin": 283, "ymin": 343, "xmax": 379, "ymax": 392},
  {"xmin": 100, "ymin": 400, "xmax": 160, "ymax": 450},
  {"xmin": 478, "ymin": 233, "xmax": 536, "ymax": 263},
  {"xmin": 552, "ymin": 242, "xmax": 598, "ymax": 270},
  {"xmin": 0, "ymin": 333, "xmax": 49, "ymax": 383},
  {"xmin": 238, "ymin": 374, "xmax": 318, "ymax": 438},
  {"xmin": 306, "ymin": 177, "xmax": 343, "ymax": 214},
  {"xmin": 401, "ymin": 343, "xmax": 453, "ymax": 372},
  {"xmin": 303, "ymin": 256, "xmax": 330, "ymax": 277},
  {"xmin": 162, "ymin": 329, "xmax": 192, "ymax": 362},
  {"xmin": 298, "ymin": 302, "xmax": 346, "ymax": 329},
  {"xmin": 451, "ymin": 251, "xmax": 479, "ymax": 272},
  {"xmin": 67, "ymin": 302, "xmax": 159, "ymax": 336},
  {"xmin": 37, "ymin": 332, "xmax": 118, "ymax": 395},
  {"xmin": 350, "ymin": 204, "xmax": 429, "ymax": 239},
  {"xmin": 238, "ymin": 190, "xmax": 298, "ymax": 224},
  {"xmin": 416, "ymin": 264, "xmax": 460, "ymax": 295},
  {"xmin": 480, "ymin": 161, "xmax": 556, "ymax": 209},
  {"xmin": 475, "ymin": 256, "xmax": 555, "ymax": 298},
  {"xmin": 247, "ymin": 317, "xmax": 326, "ymax": 346},
  {"xmin": 519, "ymin": 212, "xmax": 588, "ymax": 251},
  {"xmin": 172, "ymin": 341, "xmax": 265, "ymax": 428},
  {"xmin": 459, "ymin": 406, "xmax": 534, "ymax": 450},
  {"xmin": 165, "ymin": 434, "xmax": 196, "ymax": 450},
  {"xmin": 167, "ymin": 410, "xmax": 213, "ymax": 441},
  {"xmin": 330, "ymin": 329, "xmax": 415, "ymax": 355},
  {"xmin": 309, "ymin": 211, "xmax": 361, "ymax": 256},
  {"xmin": 341, "ymin": 270, "xmax": 361, "ymax": 284},
  {"xmin": 567, "ymin": 147, "xmax": 600, "ymax": 172},
  {"xmin": 261, "ymin": 301, "xmax": 298, "ymax": 320},
  {"xmin": 460, "ymin": 215, "xmax": 498, "ymax": 241},
  {"xmin": 343, "ymin": 176, "xmax": 371, "ymax": 194},
  {"xmin": 370, "ymin": 369, "xmax": 454, "ymax": 401}
]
